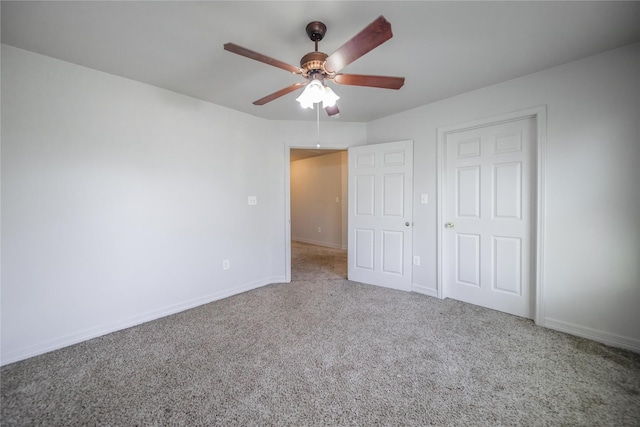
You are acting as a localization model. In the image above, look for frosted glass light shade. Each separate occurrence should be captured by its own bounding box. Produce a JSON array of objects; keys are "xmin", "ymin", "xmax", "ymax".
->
[
  {"xmin": 322, "ymin": 86, "xmax": 340, "ymax": 108},
  {"xmin": 296, "ymin": 80, "xmax": 325, "ymax": 109},
  {"xmin": 296, "ymin": 80, "xmax": 340, "ymax": 109}
]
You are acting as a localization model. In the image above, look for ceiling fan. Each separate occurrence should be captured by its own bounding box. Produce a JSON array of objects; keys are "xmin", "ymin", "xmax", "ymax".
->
[{"xmin": 224, "ymin": 15, "xmax": 405, "ymax": 117}]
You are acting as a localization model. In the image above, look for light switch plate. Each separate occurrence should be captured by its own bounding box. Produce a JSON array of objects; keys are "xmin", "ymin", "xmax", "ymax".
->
[{"xmin": 420, "ymin": 194, "xmax": 428, "ymax": 204}]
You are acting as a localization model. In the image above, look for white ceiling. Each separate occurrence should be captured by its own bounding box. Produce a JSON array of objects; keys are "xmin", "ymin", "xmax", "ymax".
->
[{"xmin": 2, "ymin": 1, "xmax": 639, "ymax": 123}]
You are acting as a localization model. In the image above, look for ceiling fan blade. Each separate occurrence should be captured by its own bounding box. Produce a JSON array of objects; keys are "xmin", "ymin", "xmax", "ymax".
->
[
  {"xmin": 224, "ymin": 43, "xmax": 302, "ymax": 74},
  {"xmin": 333, "ymin": 73, "xmax": 405, "ymax": 89},
  {"xmin": 323, "ymin": 16, "xmax": 393, "ymax": 73},
  {"xmin": 253, "ymin": 83, "xmax": 306, "ymax": 105},
  {"xmin": 324, "ymin": 105, "xmax": 340, "ymax": 117}
]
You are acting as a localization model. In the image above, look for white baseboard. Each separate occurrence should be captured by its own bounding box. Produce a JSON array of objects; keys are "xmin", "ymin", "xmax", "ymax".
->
[
  {"xmin": 0, "ymin": 277, "xmax": 284, "ymax": 366},
  {"xmin": 292, "ymin": 237, "xmax": 345, "ymax": 250},
  {"xmin": 544, "ymin": 317, "xmax": 640, "ymax": 353},
  {"xmin": 412, "ymin": 284, "xmax": 438, "ymax": 297}
]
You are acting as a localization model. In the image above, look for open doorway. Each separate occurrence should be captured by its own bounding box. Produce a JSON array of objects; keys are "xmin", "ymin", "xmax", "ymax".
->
[{"xmin": 287, "ymin": 148, "xmax": 347, "ymax": 282}]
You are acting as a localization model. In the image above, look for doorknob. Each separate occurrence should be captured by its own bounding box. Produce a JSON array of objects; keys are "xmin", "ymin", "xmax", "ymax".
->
[
  {"xmin": 445, "ymin": 222, "xmax": 455, "ymax": 228},
  {"xmin": 405, "ymin": 222, "xmax": 411, "ymax": 227}
]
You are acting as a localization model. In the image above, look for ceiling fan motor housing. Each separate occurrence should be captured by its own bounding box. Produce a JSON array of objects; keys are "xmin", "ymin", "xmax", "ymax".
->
[
  {"xmin": 302, "ymin": 21, "xmax": 330, "ymax": 77},
  {"xmin": 300, "ymin": 51, "xmax": 329, "ymax": 76},
  {"xmin": 305, "ymin": 21, "xmax": 327, "ymax": 42}
]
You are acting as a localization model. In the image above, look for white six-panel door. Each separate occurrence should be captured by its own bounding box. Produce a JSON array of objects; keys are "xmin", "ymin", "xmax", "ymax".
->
[
  {"xmin": 348, "ymin": 141, "xmax": 413, "ymax": 291},
  {"xmin": 443, "ymin": 118, "xmax": 535, "ymax": 318}
]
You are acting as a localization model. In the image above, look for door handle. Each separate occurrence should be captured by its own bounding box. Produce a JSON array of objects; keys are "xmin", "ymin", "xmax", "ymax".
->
[
  {"xmin": 405, "ymin": 222, "xmax": 411, "ymax": 227},
  {"xmin": 445, "ymin": 222, "xmax": 455, "ymax": 228}
]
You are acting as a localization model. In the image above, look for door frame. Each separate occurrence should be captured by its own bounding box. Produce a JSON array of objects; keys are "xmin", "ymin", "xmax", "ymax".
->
[
  {"xmin": 436, "ymin": 106, "xmax": 547, "ymax": 324},
  {"xmin": 284, "ymin": 144, "xmax": 349, "ymax": 283}
]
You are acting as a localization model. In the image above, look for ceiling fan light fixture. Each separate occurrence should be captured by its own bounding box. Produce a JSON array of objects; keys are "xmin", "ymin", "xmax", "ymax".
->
[
  {"xmin": 296, "ymin": 79, "xmax": 325, "ymax": 108},
  {"xmin": 296, "ymin": 80, "xmax": 340, "ymax": 110},
  {"xmin": 297, "ymin": 98, "xmax": 315, "ymax": 110},
  {"xmin": 322, "ymin": 86, "xmax": 340, "ymax": 108}
]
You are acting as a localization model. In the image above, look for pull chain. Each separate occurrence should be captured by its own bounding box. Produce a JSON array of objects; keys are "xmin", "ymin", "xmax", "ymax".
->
[{"xmin": 316, "ymin": 104, "xmax": 321, "ymax": 149}]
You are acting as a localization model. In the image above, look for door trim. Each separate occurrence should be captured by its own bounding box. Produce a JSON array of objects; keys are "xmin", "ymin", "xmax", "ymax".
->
[
  {"xmin": 284, "ymin": 144, "xmax": 349, "ymax": 283},
  {"xmin": 436, "ymin": 106, "xmax": 547, "ymax": 325},
  {"xmin": 284, "ymin": 145, "xmax": 291, "ymax": 283}
]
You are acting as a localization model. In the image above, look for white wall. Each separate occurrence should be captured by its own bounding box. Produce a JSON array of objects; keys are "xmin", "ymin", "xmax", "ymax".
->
[
  {"xmin": 0, "ymin": 46, "xmax": 367, "ymax": 365},
  {"xmin": 366, "ymin": 43, "xmax": 640, "ymax": 351},
  {"xmin": 0, "ymin": 46, "xmax": 282, "ymax": 364},
  {"xmin": 290, "ymin": 152, "xmax": 347, "ymax": 249},
  {"xmin": 272, "ymin": 120, "xmax": 367, "ymax": 149}
]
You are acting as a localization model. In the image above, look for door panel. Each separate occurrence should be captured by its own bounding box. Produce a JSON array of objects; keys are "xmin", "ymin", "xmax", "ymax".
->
[
  {"xmin": 444, "ymin": 118, "xmax": 534, "ymax": 318},
  {"xmin": 383, "ymin": 174, "xmax": 404, "ymax": 216},
  {"xmin": 355, "ymin": 175, "xmax": 375, "ymax": 216},
  {"xmin": 456, "ymin": 233, "xmax": 480, "ymax": 287},
  {"xmin": 493, "ymin": 162, "xmax": 522, "ymax": 219},
  {"xmin": 382, "ymin": 231, "xmax": 403, "ymax": 274},
  {"xmin": 348, "ymin": 140, "xmax": 413, "ymax": 291},
  {"xmin": 457, "ymin": 166, "xmax": 480, "ymax": 218},
  {"xmin": 355, "ymin": 229, "xmax": 374, "ymax": 270},
  {"xmin": 492, "ymin": 236, "xmax": 522, "ymax": 295}
]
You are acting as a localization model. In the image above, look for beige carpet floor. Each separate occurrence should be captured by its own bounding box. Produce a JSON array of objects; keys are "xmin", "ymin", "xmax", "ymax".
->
[{"xmin": 1, "ymin": 241, "xmax": 639, "ymax": 425}]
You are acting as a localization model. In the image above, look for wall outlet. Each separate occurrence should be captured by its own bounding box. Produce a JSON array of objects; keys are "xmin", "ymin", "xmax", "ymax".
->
[
  {"xmin": 248, "ymin": 196, "xmax": 257, "ymax": 205},
  {"xmin": 317, "ymin": 227, "xmax": 322, "ymax": 233},
  {"xmin": 222, "ymin": 259, "xmax": 230, "ymax": 270},
  {"xmin": 413, "ymin": 256, "xmax": 420, "ymax": 266}
]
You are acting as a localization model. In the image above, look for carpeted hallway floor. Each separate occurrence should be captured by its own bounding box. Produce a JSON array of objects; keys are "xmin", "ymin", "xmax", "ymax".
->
[{"xmin": 1, "ymin": 241, "xmax": 639, "ymax": 426}]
